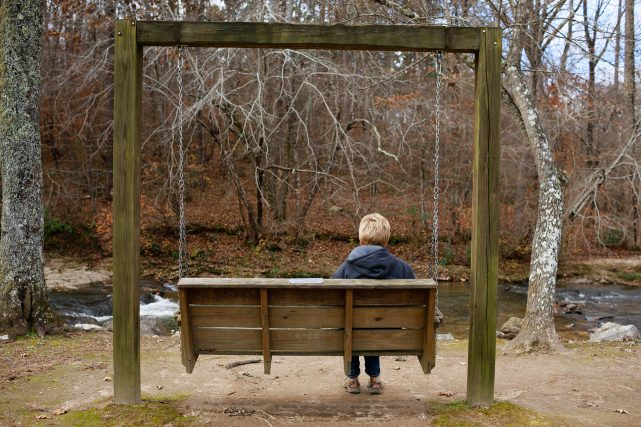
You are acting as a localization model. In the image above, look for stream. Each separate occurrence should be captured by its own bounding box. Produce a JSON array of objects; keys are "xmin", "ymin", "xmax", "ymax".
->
[{"xmin": 49, "ymin": 280, "xmax": 641, "ymax": 339}]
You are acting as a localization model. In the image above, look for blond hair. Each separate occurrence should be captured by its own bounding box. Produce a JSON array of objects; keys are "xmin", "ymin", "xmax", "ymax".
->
[{"xmin": 359, "ymin": 213, "xmax": 390, "ymax": 246}]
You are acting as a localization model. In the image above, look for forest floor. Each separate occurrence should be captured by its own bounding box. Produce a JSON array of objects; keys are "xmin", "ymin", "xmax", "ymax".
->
[{"xmin": 0, "ymin": 331, "xmax": 640, "ymax": 426}]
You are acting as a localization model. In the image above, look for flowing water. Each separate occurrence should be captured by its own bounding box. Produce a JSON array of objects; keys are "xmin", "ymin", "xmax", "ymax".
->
[{"xmin": 49, "ymin": 280, "xmax": 641, "ymax": 339}]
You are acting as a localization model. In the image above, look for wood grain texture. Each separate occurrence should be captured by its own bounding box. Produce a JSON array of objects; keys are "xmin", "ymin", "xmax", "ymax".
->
[
  {"xmin": 419, "ymin": 289, "xmax": 437, "ymax": 374},
  {"xmin": 260, "ymin": 289, "xmax": 271, "ymax": 374},
  {"xmin": 179, "ymin": 289, "xmax": 197, "ymax": 373},
  {"xmin": 136, "ymin": 21, "xmax": 481, "ymax": 52},
  {"xmin": 467, "ymin": 27, "xmax": 500, "ymax": 407},
  {"xmin": 344, "ymin": 289, "xmax": 353, "ymax": 376},
  {"xmin": 112, "ymin": 19, "xmax": 142, "ymax": 404},
  {"xmin": 179, "ymin": 278, "xmax": 435, "ymax": 289}
]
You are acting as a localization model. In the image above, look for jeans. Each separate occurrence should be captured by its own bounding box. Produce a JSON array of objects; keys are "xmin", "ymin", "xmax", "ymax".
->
[{"xmin": 348, "ymin": 355, "xmax": 380, "ymax": 378}]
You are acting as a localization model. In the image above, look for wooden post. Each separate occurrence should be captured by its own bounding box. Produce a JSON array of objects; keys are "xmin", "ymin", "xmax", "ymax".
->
[
  {"xmin": 112, "ymin": 19, "xmax": 143, "ymax": 404},
  {"xmin": 260, "ymin": 288, "xmax": 272, "ymax": 374},
  {"xmin": 418, "ymin": 288, "xmax": 437, "ymax": 374},
  {"xmin": 467, "ymin": 27, "xmax": 501, "ymax": 406},
  {"xmin": 343, "ymin": 289, "xmax": 354, "ymax": 376},
  {"xmin": 178, "ymin": 288, "xmax": 197, "ymax": 373}
]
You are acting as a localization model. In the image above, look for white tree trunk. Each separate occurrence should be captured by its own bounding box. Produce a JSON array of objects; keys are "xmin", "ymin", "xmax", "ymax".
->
[
  {"xmin": 503, "ymin": 65, "xmax": 564, "ymax": 352},
  {"xmin": 0, "ymin": 0, "xmax": 61, "ymax": 337}
]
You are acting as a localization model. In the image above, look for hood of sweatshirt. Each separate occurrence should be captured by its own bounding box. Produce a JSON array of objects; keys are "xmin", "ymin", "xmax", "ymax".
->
[{"xmin": 345, "ymin": 245, "xmax": 397, "ymax": 279}]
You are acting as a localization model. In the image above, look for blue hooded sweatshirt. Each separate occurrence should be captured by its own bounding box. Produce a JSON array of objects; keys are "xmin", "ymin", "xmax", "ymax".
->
[{"xmin": 331, "ymin": 245, "xmax": 415, "ymax": 280}]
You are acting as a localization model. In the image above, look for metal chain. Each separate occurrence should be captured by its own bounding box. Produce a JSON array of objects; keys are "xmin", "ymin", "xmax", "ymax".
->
[
  {"xmin": 431, "ymin": 51, "xmax": 443, "ymax": 285},
  {"xmin": 177, "ymin": 46, "xmax": 188, "ymax": 279}
]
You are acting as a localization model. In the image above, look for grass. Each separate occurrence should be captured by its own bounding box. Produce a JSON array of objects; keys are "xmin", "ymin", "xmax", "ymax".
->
[
  {"xmin": 616, "ymin": 270, "xmax": 641, "ymax": 282},
  {"xmin": 58, "ymin": 396, "xmax": 198, "ymax": 427},
  {"xmin": 431, "ymin": 401, "xmax": 561, "ymax": 426}
]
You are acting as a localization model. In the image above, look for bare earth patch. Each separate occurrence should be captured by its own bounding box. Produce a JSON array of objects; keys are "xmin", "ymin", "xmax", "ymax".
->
[{"xmin": 1, "ymin": 332, "xmax": 640, "ymax": 426}]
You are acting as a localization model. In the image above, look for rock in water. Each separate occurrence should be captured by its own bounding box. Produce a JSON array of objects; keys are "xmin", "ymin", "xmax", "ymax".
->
[
  {"xmin": 437, "ymin": 333, "xmax": 455, "ymax": 341},
  {"xmin": 140, "ymin": 315, "xmax": 171, "ymax": 336},
  {"xmin": 499, "ymin": 317, "xmax": 523, "ymax": 339},
  {"xmin": 589, "ymin": 322, "xmax": 640, "ymax": 342}
]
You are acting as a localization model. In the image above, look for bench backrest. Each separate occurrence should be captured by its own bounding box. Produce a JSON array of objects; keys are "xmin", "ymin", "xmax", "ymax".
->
[{"xmin": 177, "ymin": 278, "xmax": 437, "ymax": 375}]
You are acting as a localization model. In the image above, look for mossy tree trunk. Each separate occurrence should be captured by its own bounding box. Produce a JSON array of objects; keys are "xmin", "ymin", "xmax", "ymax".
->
[{"xmin": 0, "ymin": 0, "xmax": 62, "ymax": 337}]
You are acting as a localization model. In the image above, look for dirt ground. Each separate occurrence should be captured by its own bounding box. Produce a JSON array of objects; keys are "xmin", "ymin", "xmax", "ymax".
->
[{"xmin": 1, "ymin": 331, "xmax": 640, "ymax": 426}]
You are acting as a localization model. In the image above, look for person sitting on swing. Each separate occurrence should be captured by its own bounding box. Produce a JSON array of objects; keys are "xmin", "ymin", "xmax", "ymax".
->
[{"xmin": 332, "ymin": 213, "xmax": 415, "ymax": 394}]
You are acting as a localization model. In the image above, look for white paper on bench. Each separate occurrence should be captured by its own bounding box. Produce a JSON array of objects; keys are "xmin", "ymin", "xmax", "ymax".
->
[{"xmin": 288, "ymin": 278, "xmax": 324, "ymax": 284}]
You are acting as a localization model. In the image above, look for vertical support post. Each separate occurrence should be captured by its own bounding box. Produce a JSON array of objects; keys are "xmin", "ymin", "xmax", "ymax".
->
[
  {"xmin": 178, "ymin": 287, "xmax": 197, "ymax": 373},
  {"xmin": 260, "ymin": 288, "xmax": 272, "ymax": 374},
  {"xmin": 467, "ymin": 27, "xmax": 501, "ymax": 407},
  {"xmin": 343, "ymin": 289, "xmax": 354, "ymax": 376},
  {"xmin": 419, "ymin": 288, "xmax": 437, "ymax": 374},
  {"xmin": 113, "ymin": 19, "xmax": 143, "ymax": 404}
]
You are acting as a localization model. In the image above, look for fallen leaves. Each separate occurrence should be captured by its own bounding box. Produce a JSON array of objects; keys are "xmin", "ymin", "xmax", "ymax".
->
[{"xmin": 438, "ymin": 391, "xmax": 455, "ymax": 397}]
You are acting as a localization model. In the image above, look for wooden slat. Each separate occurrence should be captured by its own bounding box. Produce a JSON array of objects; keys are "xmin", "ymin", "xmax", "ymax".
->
[
  {"xmin": 193, "ymin": 328, "xmax": 262, "ymax": 352},
  {"xmin": 467, "ymin": 27, "xmax": 500, "ymax": 407},
  {"xmin": 272, "ymin": 330, "xmax": 343, "ymax": 352},
  {"xmin": 187, "ymin": 288, "xmax": 260, "ymax": 305},
  {"xmin": 190, "ymin": 305, "xmax": 425, "ymax": 329},
  {"xmin": 354, "ymin": 289, "xmax": 427, "ymax": 306},
  {"xmin": 344, "ymin": 290, "xmax": 353, "ymax": 376},
  {"xmin": 353, "ymin": 330, "xmax": 423, "ymax": 352},
  {"xmin": 179, "ymin": 289, "xmax": 198, "ymax": 373},
  {"xmin": 419, "ymin": 289, "xmax": 437, "ymax": 374},
  {"xmin": 353, "ymin": 307, "xmax": 424, "ymax": 329},
  {"xmin": 137, "ymin": 21, "xmax": 481, "ymax": 53},
  {"xmin": 260, "ymin": 289, "xmax": 271, "ymax": 374},
  {"xmin": 179, "ymin": 278, "xmax": 436, "ymax": 289},
  {"xmin": 112, "ymin": 19, "xmax": 142, "ymax": 405},
  {"xmin": 190, "ymin": 306, "xmax": 261, "ymax": 328},
  {"xmin": 269, "ymin": 288, "xmax": 344, "ymax": 305},
  {"xmin": 270, "ymin": 307, "xmax": 344, "ymax": 328}
]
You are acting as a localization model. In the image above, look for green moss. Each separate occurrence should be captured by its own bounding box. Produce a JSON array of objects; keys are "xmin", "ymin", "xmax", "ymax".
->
[
  {"xmin": 616, "ymin": 270, "xmax": 641, "ymax": 281},
  {"xmin": 59, "ymin": 398, "xmax": 197, "ymax": 427},
  {"xmin": 431, "ymin": 401, "xmax": 560, "ymax": 426}
]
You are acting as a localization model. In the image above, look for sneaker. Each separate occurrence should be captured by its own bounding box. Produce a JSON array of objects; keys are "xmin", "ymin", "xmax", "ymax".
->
[{"xmin": 343, "ymin": 377, "xmax": 360, "ymax": 394}]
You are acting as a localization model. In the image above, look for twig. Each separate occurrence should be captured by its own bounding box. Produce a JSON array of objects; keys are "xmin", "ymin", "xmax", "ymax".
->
[{"xmin": 224, "ymin": 359, "xmax": 262, "ymax": 369}]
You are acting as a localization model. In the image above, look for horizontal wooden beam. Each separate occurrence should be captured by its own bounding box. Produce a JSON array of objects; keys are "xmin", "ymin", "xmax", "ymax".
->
[
  {"xmin": 178, "ymin": 277, "xmax": 436, "ymax": 289},
  {"xmin": 136, "ymin": 21, "xmax": 483, "ymax": 53}
]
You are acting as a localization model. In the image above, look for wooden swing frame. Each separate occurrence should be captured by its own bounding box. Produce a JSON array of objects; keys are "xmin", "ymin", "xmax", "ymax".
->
[{"xmin": 112, "ymin": 20, "xmax": 500, "ymax": 406}]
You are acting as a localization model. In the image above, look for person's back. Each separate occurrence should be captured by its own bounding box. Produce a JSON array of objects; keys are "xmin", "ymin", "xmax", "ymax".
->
[{"xmin": 332, "ymin": 213, "xmax": 414, "ymax": 394}]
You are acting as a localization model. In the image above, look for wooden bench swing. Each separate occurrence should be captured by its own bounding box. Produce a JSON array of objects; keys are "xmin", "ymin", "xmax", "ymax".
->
[
  {"xmin": 113, "ymin": 20, "xmax": 500, "ymax": 406},
  {"xmin": 178, "ymin": 278, "xmax": 437, "ymax": 376}
]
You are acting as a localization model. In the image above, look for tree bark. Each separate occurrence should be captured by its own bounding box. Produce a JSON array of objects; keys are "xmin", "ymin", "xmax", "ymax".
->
[
  {"xmin": 0, "ymin": 0, "xmax": 62, "ymax": 337},
  {"xmin": 503, "ymin": 65, "xmax": 564, "ymax": 352},
  {"xmin": 624, "ymin": 0, "xmax": 635, "ymax": 124}
]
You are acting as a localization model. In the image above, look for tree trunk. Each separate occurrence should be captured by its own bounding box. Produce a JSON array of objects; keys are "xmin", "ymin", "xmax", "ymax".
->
[
  {"xmin": 624, "ymin": 0, "xmax": 635, "ymax": 123},
  {"xmin": 0, "ymin": 0, "xmax": 62, "ymax": 337},
  {"xmin": 503, "ymin": 65, "xmax": 564, "ymax": 352}
]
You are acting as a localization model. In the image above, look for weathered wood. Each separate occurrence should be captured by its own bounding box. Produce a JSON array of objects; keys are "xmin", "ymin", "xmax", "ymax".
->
[
  {"xmin": 419, "ymin": 289, "xmax": 437, "ymax": 374},
  {"xmin": 189, "ymin": 306, "xmax": 424, "ymax": 329},
  {"xmin": 112, "ymin": 19, "xmax": 142, "ymax": 405},
  {"xmin": 343, "ymin": 289, "xmax": 353, "ymax": 376},
  {"xmin": 179, "ymin": 289, "xmax": 197, "ymax": 373},
  {"xmin": 260, "ymin": 289, "xmax": 271, "ymax": 374},
  {"xmin": 353, "ymin": 307, "xmax": 424, "ymax": 329},
  {"xmin": 187, "ymin": 287, "xmax": 260, "ymax": 305},
  {"xmin": 354, "ymin": 288, "xmax": 428, "ymax": 306},
  {"xmin": 467, "ymin": 27, "xmax": 500, "ymax": 407},
  {"xmin": 136, "ymin": 21, "xmax": 481, "ymax": 52},
  {"xmin": 269, "ymin": 288, "xmax": 344, "ymax": 305},
  {"xmin": 179, "ymin": 278, "xmax": 435, "ymax": 289},
  {"xmin": 353, "ymin": 329, "xmax": 423, "ymax": 351},
  {"xmin": 190, "ymin": 306, "xmax": 261, "ymax": 328},
  {"xmin": 191, "ymin": 328, "xmax": 424, "ymax": 354}
]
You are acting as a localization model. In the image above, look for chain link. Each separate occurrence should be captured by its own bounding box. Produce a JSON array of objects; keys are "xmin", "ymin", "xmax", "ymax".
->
[
  {"xmin": 177, "ymin": 46, "xmax": 188, "ymax": 279},
  {"xmin": 431, "ymin": 51, "xmax": 443, "ymax": 285}
]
